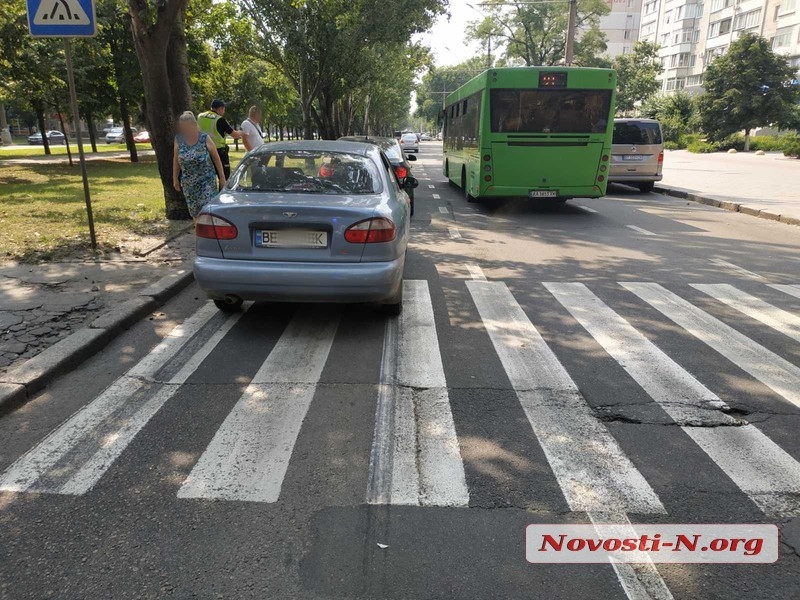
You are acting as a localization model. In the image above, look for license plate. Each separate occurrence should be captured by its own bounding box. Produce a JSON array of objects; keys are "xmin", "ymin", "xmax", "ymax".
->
[
  {"xmin": 622, "ymin": 155, "xmax": 645, "ymax": 161},
  {"xmin": 529, "ymin": 190, "xmax": 558, "ymax": 198},
  {"xmin": 256, "ymin": 229, "xmax": 328, "ymax": 248}
]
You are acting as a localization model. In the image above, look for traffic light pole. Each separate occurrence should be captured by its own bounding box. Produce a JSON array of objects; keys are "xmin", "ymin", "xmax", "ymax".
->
[{"xmin": 63, "ymin": 38, "xmax": 97, "ymax": 251}]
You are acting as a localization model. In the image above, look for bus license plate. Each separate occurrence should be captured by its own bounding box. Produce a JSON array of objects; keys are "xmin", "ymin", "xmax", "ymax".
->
[
  {"xmin": 530, "ymin": 190, "xmax": 558, "ymax": 198},
  {"xmin": 256, "ymin": 229, "xmax": 328, "ymax": 248}
]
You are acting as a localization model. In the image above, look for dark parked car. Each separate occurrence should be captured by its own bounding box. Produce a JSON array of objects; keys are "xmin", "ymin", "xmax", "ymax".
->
[
  {"xmin": 339, "ymin": 135, "xmax": 417, "ymax": 215},
  {"xmin": 27, "ymin": 130, "xmax": 66, "ymax": 145}
]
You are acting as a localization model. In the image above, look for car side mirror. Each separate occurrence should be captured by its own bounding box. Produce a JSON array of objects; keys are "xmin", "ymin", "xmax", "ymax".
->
[
  {"xmin": 406, "ymin": 154, "xmax": 417, "ymax": 161},
  {"xmin": 403, "ymin": 176, "xmax": 419, "ymax": 189}
]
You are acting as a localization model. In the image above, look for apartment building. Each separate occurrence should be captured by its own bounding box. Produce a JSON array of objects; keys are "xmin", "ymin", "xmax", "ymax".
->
[
  {"xmin": 638, "ymin": 0, "xmax": 800, "ymax": 94},
  {"xmin": 599, "ymin": 0, "xmax": 644, "ymax": 58}
]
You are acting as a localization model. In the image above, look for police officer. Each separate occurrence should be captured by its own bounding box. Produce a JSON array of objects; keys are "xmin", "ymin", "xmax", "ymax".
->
[{"xmin": 198, "ymin": 99, "xmax": 242, "ymax": 179}]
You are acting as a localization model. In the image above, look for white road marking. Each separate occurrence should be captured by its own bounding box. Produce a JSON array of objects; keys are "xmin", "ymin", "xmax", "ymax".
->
[
  {"xmin": 692, "ymin": 284, "xmax": 800, "ymax": 343},
  {"xmin": 438, "ymin": 205, "xmax": 448, "ymax": 214},
  {"xmin": 580, "ymin": 206, "xmax": 598, "ymax": 213},
  {"xmin": 0, "ymin": 303, "xmax": 235, "ymax": 494},
  {"xmin": 465, "ymin": 264, "xmax": 486, "ymax": 281},
  {"xmin": 433, "ymin": 194, "xmax": 442, "ymax": 200},
  {"xmin": 626, "ymin": 225, "xmax": 656, "ymax": 236},
  {"xmin": 622, "ymin": 282, "xmax": 800, "ymax": 410},
  {"xmin": 545, "ymin": 283, "xmax": 800, "ymax": 517},
  {"xmin": 589, "ymin": 512, "xmax": 674, "ymax": 600},
  {"xmin": 448, "ymin": 227, "xmax": 462, "ymax": 240},
  {"xmin": 709, "ymin": 259, "xmax": 766, "ymax": 281},
  {"xmin": 367, "ymin": 280, "xmax": 469, "ymax": 507},
  {"xmin": 428, "ymin": 184, "xmax": 435, "ymax": 189},
  {"xmin": 467, "ymin": 281, "xmax": 665, "ymax": 514},
  {"xmin": 178, "ymin": 309, "xmax": 339, "ymax": 503},
  {"xmin": 770, "ymin": 284, "xmax": 800, "ymax": 300}
]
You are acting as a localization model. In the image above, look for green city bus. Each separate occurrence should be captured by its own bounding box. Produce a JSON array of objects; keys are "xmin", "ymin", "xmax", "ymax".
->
[{"xmin": 442, "ymin": 67, "xmax": 616, "ymax": 202}]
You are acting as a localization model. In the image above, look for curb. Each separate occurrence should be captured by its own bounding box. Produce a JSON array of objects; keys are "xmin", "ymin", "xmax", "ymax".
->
[
  {"xmin": 655, "ymin": 185, "xmax": 800, "ymax": 227},
  {"xmin": 0, "ymin": 267, "xmax": 195, "ymax": 413}
]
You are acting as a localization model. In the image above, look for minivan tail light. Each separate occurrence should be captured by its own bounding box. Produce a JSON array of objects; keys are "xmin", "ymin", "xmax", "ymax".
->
[
  {"xmin": 196, "ymin": 213, "xmax": 238, "ymax": 240},
  {"xmin": 344, "ymin": 217, "xmax": 396, "ymax": 243},
  {"xmin": 658, "ymin": 151, "xmax": 664, "ymax": 164}
]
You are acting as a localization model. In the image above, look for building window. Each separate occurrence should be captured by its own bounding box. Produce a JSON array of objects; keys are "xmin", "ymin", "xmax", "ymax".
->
[
  {"xmin": 710, "ymin": 0, "xmax": 733, "ymax": 12},
  {"xmin": 773, "ymin": 26, "xmax": 794, "ymax": 48},
  {"xmin": 642, "ymin": 22, "xmax": 656, "ymax": 36},
  {"xmin": 624, "ymin": 29, "xmax": 631, "ymax": 40},
  {"xmin": 665, "ymin": 78, "xmax": 686, "ymax": 91},
  {"xmin": 661, "ymin": 33, "xmax": 670, "ymax": 45},
  {"xmin": 734, "ymin": 10, "xmax": 762, "ymax": 30},
  {"xmin": 644, "ymin": 1, "xmax": 658, "ymax": 15},
  {"xmin": 687, "ymin": 74, "xmax": 704, "ymax": 86},
  {"xmin": 709, "ymin": 18, "xmax": 732, "ymax": 38},
  {"xmin": 665, "ymin": 10, "xmax": 672, "ymax": 24},
  {"xmin": 779, "ymin": 0, "xmax": 797, "ymax": 15},
  {"xmin": 704, "ymin": 46, "xmax": 727, "ymax": 64}
]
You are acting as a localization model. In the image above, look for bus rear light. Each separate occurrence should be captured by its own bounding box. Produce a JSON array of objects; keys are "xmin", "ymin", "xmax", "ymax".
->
[
  {"xmin": 600, "ymin": 165, "xmax": 607, "ymax": 172},
  {"xmin": 602, "ymin": 154, "xmax": 609, "ymax": 161},
  {"xmin": 484, "ymin": 165, "xmax": 491, "ymax": 171},
  {"xmin": 483, "ymin": 154, "xmax": 491, "ymax": 161},
  {"xmin": 484, "ymin": 175, "xmax": 492, "ymax": 182},
  {"xmin": 597, "ymin": 175, "xmax": 605, "ymax": 182}
]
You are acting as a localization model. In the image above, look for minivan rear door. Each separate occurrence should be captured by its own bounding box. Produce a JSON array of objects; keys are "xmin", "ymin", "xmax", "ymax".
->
[{"xmin": 611, "ymin": 121, "xmax": 662, "ymax": 177}]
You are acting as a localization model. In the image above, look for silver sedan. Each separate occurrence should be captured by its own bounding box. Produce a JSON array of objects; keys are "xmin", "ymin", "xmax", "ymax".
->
[{"xmin": 193, "ymin": 141, "xmax": 417, "ymax": 315}]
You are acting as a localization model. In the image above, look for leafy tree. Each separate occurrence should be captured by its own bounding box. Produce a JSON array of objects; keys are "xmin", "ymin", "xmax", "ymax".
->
[
  {"xmin": 613, "ymin": 40, "xmax": 662, "ymax": 115},
  {"xmin": 698, "ymin": 33, "xmax": 800, "ymax": 151},
  {"xmin": 466, "ymin": 0, "xmax": 610, "ymax": 67},
  {"xmin": 414, "ymin": 57, "xmax": 488, "ymax": 128},
  {"xmin": 127, "ymin": 0, "xmax": 193, "ymax": 219},
  {"xmin": 641, "ymin": 91, "xmax": 699, "ymax": 143}
]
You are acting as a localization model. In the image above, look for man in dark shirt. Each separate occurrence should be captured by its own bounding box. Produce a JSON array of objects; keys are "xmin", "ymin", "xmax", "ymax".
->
[{"xmin": 198, "ymin": 99, "xmax": 242, "ymax": 178}]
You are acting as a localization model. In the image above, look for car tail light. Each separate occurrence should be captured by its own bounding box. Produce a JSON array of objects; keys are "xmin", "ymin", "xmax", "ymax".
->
[
  {"xmin": 344, "ymin": 217, "xmax": 396, "ymax": 243},
  {"xmin": 394, "ymin": 165, "xmax": 408, "ymax": 179},
  {"xmin": 658, "ymin": 151, "xmax": 664, "ymax": 164},
  {"xmin": 196, "ymin": 214, "xmax": 238, "ymax": 240}
]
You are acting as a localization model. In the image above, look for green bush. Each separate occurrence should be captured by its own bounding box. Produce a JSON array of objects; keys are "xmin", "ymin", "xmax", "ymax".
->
[
  {"xmin": 782, "ymin": 133, "xmax": 800, "ymax": 158},
  {"xmin": 686, "ymin": 140, "xmax": 719, "ymax": 153},
  {"xmin": 679, "ymin": 133, "xmax": 702, "ymax": 148},
  {"xmin": 664, "ymin": 141, "xmax": 679, "ymax": 150},
  {"xmin": 749, "ymin": 136, "xmax": 786, "ymax": 152}
]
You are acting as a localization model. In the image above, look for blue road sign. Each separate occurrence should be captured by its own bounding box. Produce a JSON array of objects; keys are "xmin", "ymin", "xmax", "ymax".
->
[{"xmin": 27, "ymin": 0, "xmax": 96, "ymax": 38}]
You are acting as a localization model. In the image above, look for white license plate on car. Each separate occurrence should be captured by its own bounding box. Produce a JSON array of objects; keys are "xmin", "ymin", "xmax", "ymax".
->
[
  {"xmin": 622, "ymin": 155, "xmax": 645, "ymax": 161},
  {"xmin": 529, "ymin": 190, "xmax": 558, "ymax": 198},
  {"xmin": 256, "ymin": 229, "xmax": 328, "ymax": 248}
]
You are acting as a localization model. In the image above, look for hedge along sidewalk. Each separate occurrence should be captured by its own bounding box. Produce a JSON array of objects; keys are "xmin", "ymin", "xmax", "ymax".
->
[
  {"xmin": 0, "ymin": 267, "xmax": 195, "ymax": 413},
  {"xmin": 658, "ymin": 150, "xmax": 800, "ymax": 226}
]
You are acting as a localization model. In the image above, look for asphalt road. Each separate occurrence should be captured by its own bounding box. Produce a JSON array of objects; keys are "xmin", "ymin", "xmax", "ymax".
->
[{"xmin": 1, "ymin": 142, "xmax": 800, "ymax": 600}]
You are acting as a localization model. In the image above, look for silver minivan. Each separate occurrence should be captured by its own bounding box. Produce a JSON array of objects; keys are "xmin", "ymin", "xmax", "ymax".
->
[{"xmin": 609, "ymin": 118, "xmax": 664, "ymax": 193}]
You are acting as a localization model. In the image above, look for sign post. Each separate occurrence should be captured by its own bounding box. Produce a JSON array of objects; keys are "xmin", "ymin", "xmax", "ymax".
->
[{"xmin": 26, "ymin": 0, "xmax": 98, "ymax": 250}]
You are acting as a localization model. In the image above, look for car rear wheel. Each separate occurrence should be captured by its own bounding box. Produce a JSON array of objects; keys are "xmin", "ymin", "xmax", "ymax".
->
[
  {"xmin": 380, "ymin": 283, "xmax": 403, "ymax": 316},
  {"xmin": 214, "ymin": 296, "xmax": 244, "ymax": 313},
  {"xmin": 638, "ymin": 182, "xmax": 655, "ymax": 193}
]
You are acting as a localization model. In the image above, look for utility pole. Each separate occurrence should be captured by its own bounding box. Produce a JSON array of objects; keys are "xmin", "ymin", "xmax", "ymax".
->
[{"xmin": 565, "ymin": 0, "xmax": 578, "ymax": 66}]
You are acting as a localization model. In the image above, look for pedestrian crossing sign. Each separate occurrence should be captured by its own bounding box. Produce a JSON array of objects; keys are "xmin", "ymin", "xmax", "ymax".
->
[{"xmin": 27, "ymin": 0, "xmax": 96, "ymax": 37}]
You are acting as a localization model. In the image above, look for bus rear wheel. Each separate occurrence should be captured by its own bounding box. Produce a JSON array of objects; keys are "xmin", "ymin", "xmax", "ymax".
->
[{"xmin": 462, "ymin": 170, "xmax": 477, "ymax": 203}]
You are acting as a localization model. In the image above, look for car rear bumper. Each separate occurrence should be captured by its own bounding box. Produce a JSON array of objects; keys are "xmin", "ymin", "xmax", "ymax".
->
[
  {"xmin": 608, "ymin": 173, "xmax": 663, "ymax": 183},
  {"xmin": 194, "ymin": 255, "xmax": 405, "ymax": 303}
]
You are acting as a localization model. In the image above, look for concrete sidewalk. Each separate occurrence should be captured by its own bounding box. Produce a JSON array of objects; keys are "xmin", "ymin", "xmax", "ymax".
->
[
  {"xmin": 0, "ymin": 229, "xmax": 195, "ymax": 378},
  {"xmin": 659, "ymin": 149, "xmax": 800, "ymax": 225}
]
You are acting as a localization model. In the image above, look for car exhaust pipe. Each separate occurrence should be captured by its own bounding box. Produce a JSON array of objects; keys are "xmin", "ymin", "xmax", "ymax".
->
[{"xmin": 222, "ymin": 294, "xmax": 242, "ymax": 306}]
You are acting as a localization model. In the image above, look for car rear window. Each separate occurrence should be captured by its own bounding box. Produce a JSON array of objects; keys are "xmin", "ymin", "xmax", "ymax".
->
[
  {"xmin": 230, "ymin": 150, "xmax": 382, "ymax": 195},
  {"xmin": 613, "ymin": 122, "xmax": 663, "ymax": 145}
]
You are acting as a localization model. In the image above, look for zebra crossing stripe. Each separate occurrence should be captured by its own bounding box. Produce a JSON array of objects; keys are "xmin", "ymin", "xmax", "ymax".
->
[
  {"xmin": 622, "ymin": 283, "xmax": 800, "ymax": 409},
  {"xmin": 588, "ymin": 512, "xmax": 673, "ymax": 600},
  {"xmin": 0, "ymin": 303, "xmax": 234, "ymax": 494},
  {"xmin": 769, "ymin": 284, "xmax": 800, "ymax": 300},
  {"xmin": 467, "ymin": 281, "xmax": 665, "ymax": 515},
  {"xmin": 367, "ymin": 280, "xmax": 469, "ymax": 507},
  {"xmin": 546, "ymin": 283, "xmax": 800, "ymax": 517},
  {"xmin": 692, "ymin": 284, "xmax": 800, "ymax": 344},
  {"xmin": 178, "ymin": 308, "xmax": 339, "ymax": 503}
]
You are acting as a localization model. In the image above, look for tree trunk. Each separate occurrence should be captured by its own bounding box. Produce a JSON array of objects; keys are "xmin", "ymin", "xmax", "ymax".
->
[
  {"xmin": 35, "ymin": 105, "xmax": 51, "ymax": 155},
  {"xmin": 166, "ymin": 10, "xmax": 193, "ymax": 113},
  {"xmin": 56, "ymin": 109, "xmax": 73, "ymax": 166},
  {"xmin": 86, "ymin": 112, "xmax": 98, "ymax": 153},
  {"xmin": 744, "ymin": 129, "xmax": 751, "ymax": 152},
  {"xmin": 119, "ymin": 94, "xmax": 138, "ymax": 163},
  {"xmin": 128, "ymin": 0, "xmax": 190, "ymax": 220}
]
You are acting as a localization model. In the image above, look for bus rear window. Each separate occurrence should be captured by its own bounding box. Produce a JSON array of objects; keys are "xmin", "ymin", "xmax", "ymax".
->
[
  {"xmin": 490, "ymin": 89, "xmax": 612, "ymax": 134},
  {"xmin": 613, "ymin": 122, "xmax": 663, "ymax": 145}
]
